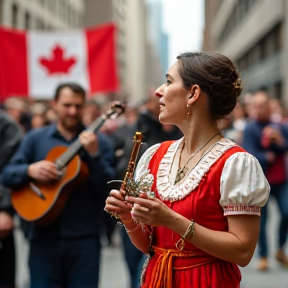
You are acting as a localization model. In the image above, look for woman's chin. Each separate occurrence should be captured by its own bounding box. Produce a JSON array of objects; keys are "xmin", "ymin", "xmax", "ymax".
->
[
  {"xmin": 159, "ymin": 115, "xmax": 172, "ymax": 125},
  {"xmin": 158, "ymin": 114, "xmax": 166, "ymax": 123}
]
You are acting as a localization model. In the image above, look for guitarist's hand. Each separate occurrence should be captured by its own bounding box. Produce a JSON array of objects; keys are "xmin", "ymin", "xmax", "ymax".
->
[
  {"xmin": 79, "ymin": 131, "xmax": 99, "ymax": 156},
  {"xmin": 0, "ymin": 212, "xmax": 13, "ymax": 239},
  {"xmin": 28, "ymin": 160, "xmax": 60, "ymax": 182}
]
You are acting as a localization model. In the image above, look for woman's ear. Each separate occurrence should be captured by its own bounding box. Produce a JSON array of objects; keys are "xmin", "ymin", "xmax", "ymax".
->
[{"xmin": 187, "ymin": 85, "xmax": 201, "ymax": 105}]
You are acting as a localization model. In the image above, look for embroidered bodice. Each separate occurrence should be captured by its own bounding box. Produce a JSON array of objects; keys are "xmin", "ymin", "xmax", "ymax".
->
[{"xmin": 135, "ymin": 138, "xmax": 270, "ymax": 215}]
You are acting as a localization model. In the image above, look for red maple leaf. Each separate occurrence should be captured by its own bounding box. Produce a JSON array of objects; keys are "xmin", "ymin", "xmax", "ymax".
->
[{"xmin": 39, "ymin": 45, "xmax": 77, "ymax": 74}]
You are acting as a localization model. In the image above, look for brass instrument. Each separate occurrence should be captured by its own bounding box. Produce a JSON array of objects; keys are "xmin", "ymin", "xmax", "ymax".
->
[
  {"xmin": 121, "ymin": 132, "xmax": 155, "ymax": 198},
  {"xmin": 121, "ymin": 132, "xmax": 143, "ymax": 195},
  {"xmin": 105, "ymin": 131, "xmax": 154, "ymax": 224}
]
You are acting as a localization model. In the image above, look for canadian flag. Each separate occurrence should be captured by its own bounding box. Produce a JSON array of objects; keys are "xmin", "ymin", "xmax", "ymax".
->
[{"xmin": 0, "ymin": 23, "xmax": 119, "ymax": 101}]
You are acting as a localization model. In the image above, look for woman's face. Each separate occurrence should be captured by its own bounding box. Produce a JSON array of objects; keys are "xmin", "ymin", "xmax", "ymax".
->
[{"xmin": 155, "ymin": 62, "xmax": 189, "ymax": 125}]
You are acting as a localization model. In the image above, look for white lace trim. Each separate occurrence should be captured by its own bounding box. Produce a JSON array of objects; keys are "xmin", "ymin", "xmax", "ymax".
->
[{"xmin": 156, "ymin": 138, "xmax": 237, "ymax": 202}]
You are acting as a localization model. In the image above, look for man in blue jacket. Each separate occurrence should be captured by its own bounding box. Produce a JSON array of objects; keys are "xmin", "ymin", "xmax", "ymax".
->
[{"xmin": 2, "ymin": 83, "xmax": 115, "ymax": 288}]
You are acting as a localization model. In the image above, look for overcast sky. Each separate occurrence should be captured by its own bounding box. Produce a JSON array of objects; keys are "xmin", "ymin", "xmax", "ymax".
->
[{"xmin": 161, "ymin": 0, "xmax": 205, "ymax": 67}]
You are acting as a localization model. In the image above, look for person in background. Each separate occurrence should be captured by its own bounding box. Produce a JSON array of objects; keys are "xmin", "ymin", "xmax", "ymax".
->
[
  {"xmin": 105, "ymin": 52, "xmax": 269, "ymax": 288},
  {"xmin": 30, "ymin": 102, "xmax": 50, "ymax": 129},
  {"xmin": 242, "ymin": 91, "xmax": 288, "ymax": 271},
  {"xmin": 0, "ymin": 110, "xmax": 22, "ymax": 288},
  {"xmin": 104, "ymin": 104, "xmax": 140, "ymax": 246},
  {"xmin": 2, "ymin": 83, "xmax": 115, "ymax": 288},
  {"xmin": 269, "ymin": 98, "xmax": 285, "ymax": 124},
  {"xmin": 221, "ymin": 102, "xmax": 247, "ymax": 145},
  {"xmin": 4, "ymin": 97, "xmax": 31, "ymax": 132},
  {"xmin": 82, "ymin": 99, "xmax": 102, "ymax": 127},
  {"xmin": 45, "ymin": 106, "xmax": 58, "ymax": 124},
  {"xmin": 112, "ymin": 95, "xmax": 182, "ymax": 288}
]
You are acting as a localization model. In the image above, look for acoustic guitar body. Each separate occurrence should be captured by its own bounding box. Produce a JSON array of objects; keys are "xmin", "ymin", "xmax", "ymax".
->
[{"xmin": 11, "ymin": 146, "xmax": 89, "ymax": 226}]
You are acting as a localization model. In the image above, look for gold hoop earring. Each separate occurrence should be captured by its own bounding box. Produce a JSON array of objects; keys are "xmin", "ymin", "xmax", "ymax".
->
[{"xmin": 187, "ymin": 104, "xmax": 192, "ymax": 116}]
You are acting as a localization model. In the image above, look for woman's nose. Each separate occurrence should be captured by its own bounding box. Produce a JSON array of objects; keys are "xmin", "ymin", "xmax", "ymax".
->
[{"xmin": 155, "ymin": 85, "xmax": 163, "ymax": 98}]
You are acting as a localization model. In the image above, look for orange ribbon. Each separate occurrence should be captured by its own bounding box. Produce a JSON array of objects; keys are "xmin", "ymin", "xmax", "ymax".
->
[{"xmin": 146, "ymin": 246, "xmax": 218, "ymax": 288}]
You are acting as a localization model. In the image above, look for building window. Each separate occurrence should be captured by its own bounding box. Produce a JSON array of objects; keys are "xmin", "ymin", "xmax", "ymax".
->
[
  {"xmin": 25, "ymin": 12, "xmax": 31, "ymax": 29},
  {"xmin": 274, "ymin": 81, "xmax": 282, "ymax": 99},
  {"xmin": 37, "ymin": 18, "xmax": 45, "ymax": 30},
  {"xmin": 12, "ymin": 4, "xmax": 18, "ymax": 28},
  {"xmin": 236, "ymin": 22, "xmax": 283, "ymax": 72},
  {"xmin": 219, "ymin": 1, "xmax": 258, "ymax": 44}
]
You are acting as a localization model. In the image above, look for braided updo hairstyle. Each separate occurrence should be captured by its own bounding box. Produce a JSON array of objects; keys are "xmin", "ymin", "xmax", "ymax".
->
[{"xmin": 176, "ymin": 52, "xmax": 242, "ymax": 121}]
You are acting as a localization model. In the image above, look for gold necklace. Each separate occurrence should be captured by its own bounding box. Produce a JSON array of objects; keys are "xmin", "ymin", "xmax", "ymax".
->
[{"xmin": 174, "ymin": 132, "xmax": 220, "ymax": 184}]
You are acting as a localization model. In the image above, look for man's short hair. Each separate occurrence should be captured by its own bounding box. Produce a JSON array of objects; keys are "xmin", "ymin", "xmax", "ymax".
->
[{"xmin": 54, "ymin": 83, "xmax": 86, "ymax": 101}]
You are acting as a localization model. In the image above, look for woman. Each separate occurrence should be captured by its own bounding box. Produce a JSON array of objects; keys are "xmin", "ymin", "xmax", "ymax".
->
[{"xmin": 105, "ymin": 52, "xmax": 270, "ymax": 288}]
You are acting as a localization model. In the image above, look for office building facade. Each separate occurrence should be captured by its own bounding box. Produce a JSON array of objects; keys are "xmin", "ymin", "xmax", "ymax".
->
[{"xmin": 203, "ymin": 0, "xmax": 288, "ymax": 105}]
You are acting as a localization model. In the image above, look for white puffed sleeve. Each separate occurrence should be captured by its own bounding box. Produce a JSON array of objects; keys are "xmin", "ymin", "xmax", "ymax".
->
[
  {"xmin": 220, "ymin": 152, "xmax": 270, "ymax": 216},
  {"xmin": 134, "ymin": 143, "xmax": 161, "ymax": 181}
]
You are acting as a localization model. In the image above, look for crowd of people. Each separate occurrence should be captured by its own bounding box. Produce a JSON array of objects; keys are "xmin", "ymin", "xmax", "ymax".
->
[{"xmin": 0, "ymin": 51, "xmax": 287, "ymax": 288}]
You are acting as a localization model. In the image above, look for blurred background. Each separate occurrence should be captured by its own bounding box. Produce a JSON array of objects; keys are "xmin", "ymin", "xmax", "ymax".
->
[
  {"xmin": 1, "ymin": 0, "xmax": 288, "ymax": 288},
  {"xmin": 0, "ymin": 0, "xmax": 204, "ymax": 104}
]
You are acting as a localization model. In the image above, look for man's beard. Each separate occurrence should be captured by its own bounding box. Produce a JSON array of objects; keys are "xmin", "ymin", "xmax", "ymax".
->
[{"xmin": 60, "ymin": 118, "xmax": 82, "ymax": 132}]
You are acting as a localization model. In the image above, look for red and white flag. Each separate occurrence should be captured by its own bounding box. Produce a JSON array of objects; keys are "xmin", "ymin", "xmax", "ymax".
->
[{"xmin": 0, "ymin": 23, "xmax": 119, "ymax": 101}]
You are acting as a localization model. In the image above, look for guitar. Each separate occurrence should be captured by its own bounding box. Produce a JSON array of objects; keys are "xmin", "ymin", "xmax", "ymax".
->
[{"xmin": 11, "ymin": 101, "xmax": 125, "ymax": 226}]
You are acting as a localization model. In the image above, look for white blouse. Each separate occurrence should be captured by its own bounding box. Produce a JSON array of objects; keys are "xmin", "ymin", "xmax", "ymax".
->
[{"xmin": 134, "ymin": 138, "xmax": 270, "ymax": 216}]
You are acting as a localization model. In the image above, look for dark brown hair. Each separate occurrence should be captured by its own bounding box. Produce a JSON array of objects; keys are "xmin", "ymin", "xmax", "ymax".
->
[
  {"xmin": 54, "ymin": 82, "xmax": 86, "ymax": 101},
  {"xmin": 177, "ymin": 52, "xmax": 242, "ymax": 121}
]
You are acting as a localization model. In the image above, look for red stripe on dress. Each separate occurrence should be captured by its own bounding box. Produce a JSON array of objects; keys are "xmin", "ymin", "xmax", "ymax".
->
[{"xmin": 224, "ymin": 205, "xmax": 261, "ymax": 216}]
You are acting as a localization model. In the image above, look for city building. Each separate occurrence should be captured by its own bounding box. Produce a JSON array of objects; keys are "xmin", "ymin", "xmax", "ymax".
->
[
  {"xmin": 0, "ymin": 0, "xmax": 164, "ymax": 103},
  {"xmin": 0, "ymin": 0, "xmax": 84, "ymax": 30},
  {"xmin": 147, "ymin": 0, "xmax": 169, "ymax": 77},
  {"xmin": 203, "ymin": 0, "xmax": 288, "ymax": 105},
  {"xmin": 83, "ymin": 0, "xmax": 164, "ymax": 103}
]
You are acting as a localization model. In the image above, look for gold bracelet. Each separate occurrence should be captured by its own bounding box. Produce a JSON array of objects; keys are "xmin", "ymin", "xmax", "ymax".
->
[
  {"xmin": 175, "ymin": 220, "xmax": 195, "ymax": 251},
  {"xmin": 183, "ymin": 220, "xmax": 195, "ymax": 241}
]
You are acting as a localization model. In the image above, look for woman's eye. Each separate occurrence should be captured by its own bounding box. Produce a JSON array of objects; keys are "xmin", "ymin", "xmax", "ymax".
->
[{"xmin": 166, "ymin": 80, "xmax": 171, "ymax": 85}]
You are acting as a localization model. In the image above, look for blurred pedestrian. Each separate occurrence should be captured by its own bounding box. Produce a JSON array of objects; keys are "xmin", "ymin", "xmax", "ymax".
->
[
  {"xmin": 242, "ymin": 91, "xmax": 288, "ymax": 270},
  {"xmin": 4, "ymin": 97, "xmax": 31, "ymax": 132},
  {"xmin": 105, "ymin": 51, "xmax": 270, "ymax": 288},
  {"xmin": 0, "ymin": 110, "xmax": 22, "ymax": 288},
  {"xmin": 2, "ymin": 83, "xmax": 115, "ymax": 288},
  {"xmin": 82, "ymin": 99, "xmax": 102, "ymax": 127},
  {"xmin": 112, "ymin": 95, "xmax": 182, "ymax": 288},
  {"xmin": 30, "ymin": 102, "xmax": 49, "ymax": 129},
  {"xmin": 221, "ymin": 102, "xmax": 247, "ymax": 145}
]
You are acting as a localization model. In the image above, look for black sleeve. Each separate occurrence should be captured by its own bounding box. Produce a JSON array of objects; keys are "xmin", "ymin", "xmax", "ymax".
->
[{"xmin": 0, "ymin": 114, "xmax": 22, "ymax": 171}]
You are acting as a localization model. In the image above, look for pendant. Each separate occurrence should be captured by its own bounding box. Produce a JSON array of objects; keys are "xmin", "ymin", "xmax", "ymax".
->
[{"xmin": 175, "ymin": 167, "xmax": 187, "ymax": 184}]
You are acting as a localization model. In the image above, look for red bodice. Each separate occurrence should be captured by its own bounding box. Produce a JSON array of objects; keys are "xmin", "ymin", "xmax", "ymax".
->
[{"xmin": 141, "ymin": 141, "xmax": 245, "ymax": 288}]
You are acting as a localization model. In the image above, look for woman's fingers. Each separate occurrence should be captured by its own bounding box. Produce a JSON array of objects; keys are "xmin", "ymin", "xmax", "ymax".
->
[
  {"xmin": 104, "ymin": 190, "xmax": 133, "ymax": 222},
  {"xmin": 130, "ymin": 207, "xmax": 152, "ymax": 224},
  {"xmin": 126, "ymin": 195, "xmax": 160, "ymax": 211},
  {"xmin": 109, "ymin": 189, "xmax": 125, "ymax": 201},
  {"xmin": 133, "ymin": 203, "xmax": 150, "ymax": 212},
  {"xmin": 106, "ymin": 195, "xmax": 132, "ymax": 210}
]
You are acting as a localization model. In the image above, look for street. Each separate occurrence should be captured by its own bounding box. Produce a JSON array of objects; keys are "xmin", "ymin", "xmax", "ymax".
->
[{"xmin": 15, "ymin": 198, "xmax": 288, "ymax": 288}]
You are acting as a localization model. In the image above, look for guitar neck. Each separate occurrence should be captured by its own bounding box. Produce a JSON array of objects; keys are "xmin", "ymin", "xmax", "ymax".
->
[
  {"xmin": 55, "ymin": 116, "xmax": 106, "ymax": 169},
  {"xmin": 54, "ymin": 101, "xmax": 125, "ymax": 170}
]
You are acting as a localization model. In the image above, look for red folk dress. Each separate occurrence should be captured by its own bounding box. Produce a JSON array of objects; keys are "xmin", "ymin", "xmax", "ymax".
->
[{"xmin": 135, "ymin": 138, "xmax": 270, "ymax": 288}]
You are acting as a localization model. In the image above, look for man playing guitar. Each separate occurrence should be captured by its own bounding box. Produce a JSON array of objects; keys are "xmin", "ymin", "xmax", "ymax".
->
[{"xmin": 2, "ymin": 83, "xmax": 115, "ymax": 288}]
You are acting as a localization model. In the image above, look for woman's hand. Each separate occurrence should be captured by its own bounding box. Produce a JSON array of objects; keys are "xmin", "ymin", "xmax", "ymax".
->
[
  {"xmin": 105, "ymin": 189, "xmax": 133, "ymax": 221},
  {"xmin": 125, "ymin": 195, "xmax": 175, "ymax": 227}
]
